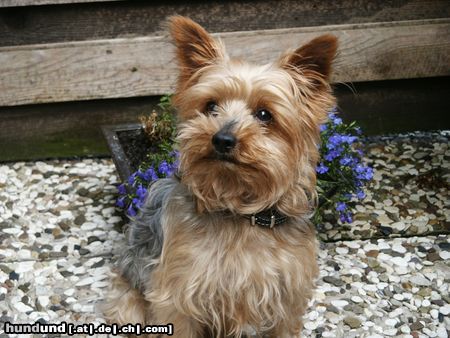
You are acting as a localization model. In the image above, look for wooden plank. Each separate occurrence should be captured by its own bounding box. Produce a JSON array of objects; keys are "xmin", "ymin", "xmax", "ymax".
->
[
  {"xmin": 0, "ymin": 96, "xmax": 159, "ymax": 161},
  {"xmin": 0, "ymin": 19, "xmax": 449, "ymax": 107},
  {"xmin": 335, "ymin": 76, "xmax": 450, "ymax": 135},
  {"xmin": 0, "ymin": 0, "xmax": 123, "ymax": 7},
  {"xmin": 1, "ymin": 77, "xmax": 449, "ymax": 162},
  {"xmin": 1, "ymin": 0, "xmax": 449, "ymax": 46}
]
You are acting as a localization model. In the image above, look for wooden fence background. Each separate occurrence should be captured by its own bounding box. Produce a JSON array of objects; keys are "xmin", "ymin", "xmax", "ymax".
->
[{"xmin": 0, "ymin": 0, "xmax": 449, "ymax": 160}]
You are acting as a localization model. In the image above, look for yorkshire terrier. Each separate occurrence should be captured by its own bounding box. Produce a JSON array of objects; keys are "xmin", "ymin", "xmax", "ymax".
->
[{"xmin": 103, "ymin": 16, "xmax": 337, "ymax": 338}]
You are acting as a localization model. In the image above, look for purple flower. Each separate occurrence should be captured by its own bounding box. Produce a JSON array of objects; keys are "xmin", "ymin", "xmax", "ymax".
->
[
  {"xmin": 116, "ymin": 196, "xmax": 126, "ymax": 208},
  {"xmin": 117, "ymin": 184, "xmax": 126, "ymax": 195},
  {"xmin": 325, "ymin": 149, "xmax": 342, "ymax": 161},
  {"xmin": 320, "ymin": 124, "xmax": 327, "ymax": 132},
  {"xmin": 158, "ymin": 160, "xmax": 177, "ymax": 177},
  {"xmin": 169, "ymin": 150, "xmax": 180, "ymax": 159},
  {"xmin": 158, "ymin": 161, "xmax": 169, "ymax": 176},
  {"xmin": 355, "ymin": 164, "xmax": 367, "ymax": 174},
  {"xmin": 363, "ymin": 167, "xmax": 373, "ymax": 180},
  {"xmin": 136, "ymin": 185, "xmax": 147, "ymax": 199},
  {"xmin": 340, "ymin": 212, "xmax": 353, "ymax": 223},
  {"xmin": 328, "ymin": 112, "xmax": 337, "ymax": 121},
  {"xmin": 143, "ymin": 167, "xmax": 158, "ymax": 181},
  {"xmin": 355, "ymin": 165, "xmax": 373, "ymax": 181},
  {"xmin": 137, "ymin": 169, "xmax": 146, "ymax": 180},
  {"xmin": 128, "ymin": 172, "xmax": 137, "ymax": 186},
  {"xmin": 333, "ymin": 117, "xmax": 342, "ymax": 125},
  {"xmin": 339, "ymin": 156, "xmax": 353, "ymax": 166},
  {"xmin": 327, "ymin": 134, "xmax": 342, "ymax": 150},
  {"xmin": 132, "ymin": 197, "xmax": 141, "ymax": 208},
  {"xmin": 336, "ymin": 202, "xmax": 347, "ymax": 212},
  {"xmin": 126, "ymin": 204, "xmax": 137, "ymax": 217},
  {"xmin": 356, "ymin": 189, "xmax": 366, "ymax": 199},
  {"xmin": 316, "ymin": 163, "xmax": 329, "ymax": 174},
  {"xmin": 341, "ymin": 135, "xmax": 357, "ymax": 144}
]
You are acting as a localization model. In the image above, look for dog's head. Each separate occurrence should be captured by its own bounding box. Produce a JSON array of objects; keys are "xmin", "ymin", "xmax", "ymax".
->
[{"xmin": 169, "ymin": 16, "xmax": 337, "ymax": 216}]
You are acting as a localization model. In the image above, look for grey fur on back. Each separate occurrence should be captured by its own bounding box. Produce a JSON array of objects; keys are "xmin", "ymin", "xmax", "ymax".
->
[{"xmin": 116, "ymin": 177, "xmax": 178, "ymax": 291}]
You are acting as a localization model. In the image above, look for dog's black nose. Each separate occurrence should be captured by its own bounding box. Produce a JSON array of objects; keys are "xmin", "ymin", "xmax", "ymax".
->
[{"xmin": 212, "ymin": 131, "xmax": 237, "ymax": 154}]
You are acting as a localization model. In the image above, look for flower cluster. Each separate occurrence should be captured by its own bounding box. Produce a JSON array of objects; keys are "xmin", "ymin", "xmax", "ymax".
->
[
  {"xmin": 315, "ymin": 108, "xmax": 373, "ymax": 225},
  {"xmin": 117, "ymin": 151, "xmax": 179, "ymax": 217},
  {"xmin": 116, "ymin": 96, "xmax": 179, "ymax": 217}
]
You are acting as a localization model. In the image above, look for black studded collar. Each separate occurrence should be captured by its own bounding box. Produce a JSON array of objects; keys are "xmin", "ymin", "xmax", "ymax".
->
[{"xmin": 244, "ymin": 208, "xmax": 289, "ymax": 228}]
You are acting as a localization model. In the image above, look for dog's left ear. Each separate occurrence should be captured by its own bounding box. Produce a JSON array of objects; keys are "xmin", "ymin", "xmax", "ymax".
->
[
  {"xmin": 169, "ymin": 16, "xmax": 226, "ymax": 86},
  {"xmin": 279, "ymin": 34, "xmax": 338, "ymax": 87}
]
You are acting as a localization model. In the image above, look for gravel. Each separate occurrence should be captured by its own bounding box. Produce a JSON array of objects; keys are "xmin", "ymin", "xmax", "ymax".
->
[
  {"xmin": 318, "ymin": 131, "xmax": 449, "ymax": 242},
  {"xmin": 0, "ymin": 131, "xmax": 449, "ymax": 337}
]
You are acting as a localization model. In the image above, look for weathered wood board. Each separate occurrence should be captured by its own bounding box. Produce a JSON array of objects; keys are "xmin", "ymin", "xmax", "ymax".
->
[
  {"xmin": 0, "ymin": 96, "xmax": 158, "ymax": 161},
  {"xmin": 1, "ymin": 0, "xmax": 449, "ymax": 46},
  {"xmin": 1, "ymin": 77, "xmax": 449, "ymax": 162},
  {"xmin": 1, "ymin": 19, "xmax": 449, "ymax": 107},
  {"xmin": 0, "ymin": 0, "xmax": 123, "ymax": 7}
]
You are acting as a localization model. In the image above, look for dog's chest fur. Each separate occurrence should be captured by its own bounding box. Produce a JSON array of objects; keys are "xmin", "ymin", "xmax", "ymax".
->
[{"xmin": 147, "ymin": 183, "xmax": 319, "ymax": 334}]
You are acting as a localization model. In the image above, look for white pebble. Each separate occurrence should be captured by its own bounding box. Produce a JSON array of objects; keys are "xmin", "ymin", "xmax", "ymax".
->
[
  {"xmin": 440, "ymin": 305, "xmax": 450, "ymax": 315},
  {"xmin": 377, "ymin": 241, "xmax": 391, "ymax": 250},
  {"xmin": 80, "ymin": 222, "xmax": 97, "ymax": 231},
  {"xmin": 391, "ymin": 257, "xmax": 409, "ymax": 267},
  {"xmin": 384, "ymin": 328, "xmax": 397, "ymax": 336},
  {"xmin": 363, "ymin": 285, "xmax": 378, "ymax": 292},
  {"xmin": 331, "ymin": 300, "xmax": 348, "ymax": 308},
  {"xmin": 75, "ymin": 277, "xmax": 96, "ymax": 286},
  {"xmin": 439, "ymin": 251, "xmax": 450, "ymax": 260},
  {"xmin": 307, "ymin": 310, "xmax": 319, "ymax": 321},
  {"xmin": 437, "ymin": 327, "xmax": 448, "ymax": 338},
  {"xmin": 14, "ymin": 302, "xmax": 33, "ymax": 313},
  {"xmin": 37, "ymin": 296, "xmax": 49, "ymax": 308},
  {"xmin": 3, "ymin": 228, "xmax": 21, "ymax": 235},
  {"xmin": 345, "ymin": 241, "xmax": 360, "ymax": 249},
  {"xmin": 390, "ymin": 222, "xmax": 406, "ymax": 231},
  {"xmin": 392, "ymin": 243, "xmax": 406, "ymax": 254},
  {"xmin": 304, "ymin": 321, "xmax": 317, "ymax": 331},
  {"xmin": 400, "ymin": 325, "xmax": 411, "ymax": 334},
  {"xmin": 389, "ymin": 308, "xmax": 403, "ymax": 318},
  {"xmin": 363, "ymin": 243, "xmax": 379, "ymax": 251},
  {"xmin": 410, "ymin": 275, "xmax": 432, "ymax": 286},
  {"xmin": 336, "ymin": 247, "xmax": 349, "ymax": 255},
  {"xmin": 64, "ymin": 288, "xmax": 75, "ymax": 296},
  {"xmin": 15, "ymin": 261, "xmax": 35, "ymax": 273},
  {"xmin": 385, "ymin": 319, "xmax": 397, "ymax": 326},
  {"xmin": 351, "ymin": 296, "xmax": 363, "ymax": 303},
  {"xmin": 423, "ymin": 328, "xmax": 437, "ymax": 337},
  {"xmin": 422, "ymin": 299, "xmax": 431, "ymax": 307},
  {"xmin": 430, "ymin": 309, "xmax": 439, "ymax": 319},
  {"xmin": 394, "ymin": 294, "xmax": 404, "ymax": 301}
]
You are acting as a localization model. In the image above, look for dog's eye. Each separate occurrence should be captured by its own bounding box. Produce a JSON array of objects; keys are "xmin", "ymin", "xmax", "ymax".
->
[
  {"xmin": 204, "ymin": 101, "xmax": 218, "ymax": 115},
  {"xmin": 255, "ymin": 109, "xmax": 273, "ymax": 122}
]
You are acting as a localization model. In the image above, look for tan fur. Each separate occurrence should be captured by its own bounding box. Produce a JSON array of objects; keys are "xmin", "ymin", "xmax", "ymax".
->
[
  {"xmin": 146, "ymin": 187, "xmax": 319, "ymax": 337},
  {"xmin": 105, "ymin": 16, "xmax": 337, "ymax": 337},
  {"xmin": 102, "ymin": 271, "xmax": 149, "ymax": 326}
]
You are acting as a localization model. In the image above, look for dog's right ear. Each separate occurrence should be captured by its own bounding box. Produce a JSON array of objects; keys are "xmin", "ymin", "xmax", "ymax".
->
[{"xmin": 169, "ymin": 16, "xmax": 226, "ymax": 86}]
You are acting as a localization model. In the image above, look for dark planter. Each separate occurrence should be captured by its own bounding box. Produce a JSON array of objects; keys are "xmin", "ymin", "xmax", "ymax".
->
[{"xmin": 102, "ymin": 124, "xmax": 152, "ymax": 182}]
